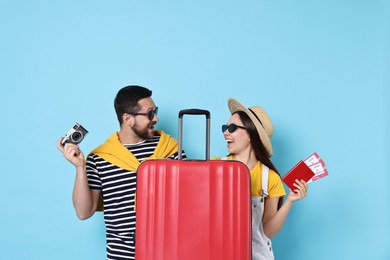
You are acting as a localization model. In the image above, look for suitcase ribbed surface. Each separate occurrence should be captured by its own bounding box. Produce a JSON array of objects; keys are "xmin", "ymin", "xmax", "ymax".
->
[{"xmin": 135, "ymin": 160, "xmax": 251, "ymax": 260}]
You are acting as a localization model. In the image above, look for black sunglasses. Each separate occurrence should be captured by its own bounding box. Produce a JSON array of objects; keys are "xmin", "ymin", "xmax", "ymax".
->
[
  {"xmin": 222, "ymin": 123, "xmax": 246, "ymax": 133},
  {"xmin": 128, "ymin": 107, "xmax": 159, "ymax": 121}
]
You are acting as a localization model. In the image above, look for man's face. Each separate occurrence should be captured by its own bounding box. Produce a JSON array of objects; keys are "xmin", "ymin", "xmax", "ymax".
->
[{"xmin": 131, "ymin": 97, "xmax": 159, "ymax": 140}]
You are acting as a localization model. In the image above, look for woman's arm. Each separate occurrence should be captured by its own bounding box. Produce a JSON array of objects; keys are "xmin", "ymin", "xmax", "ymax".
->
[{"xmin": 262, "ymin": 180, "xmax": 308, "ymax": 238}]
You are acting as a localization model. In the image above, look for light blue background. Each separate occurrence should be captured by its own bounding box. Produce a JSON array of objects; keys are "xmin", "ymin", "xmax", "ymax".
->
[{"xmin": 1, "ymin": 0, "xmax": 389, "ymax": 259}]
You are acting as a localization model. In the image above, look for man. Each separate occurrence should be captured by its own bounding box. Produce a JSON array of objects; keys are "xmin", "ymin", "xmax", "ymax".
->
[{"xmin": 57, "ymin": 85, "xmax": 185, "ymax": 260}]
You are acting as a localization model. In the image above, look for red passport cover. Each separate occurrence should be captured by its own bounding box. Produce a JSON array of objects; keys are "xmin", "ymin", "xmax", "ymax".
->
[{"xmin": 282, "ymin": 160, "xmax": 315, "ymax": 191}]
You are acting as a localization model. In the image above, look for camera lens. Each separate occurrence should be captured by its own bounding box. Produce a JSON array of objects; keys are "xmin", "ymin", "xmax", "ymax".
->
[{"xmin": 71, "ymin": 131, "xmax": 83, "ymax": 142}]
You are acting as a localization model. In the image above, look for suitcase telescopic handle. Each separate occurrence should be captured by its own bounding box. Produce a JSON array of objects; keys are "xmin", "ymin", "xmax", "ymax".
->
[{"xmin": 178, "ymin": 109, "xmax": 211, "ymax": 160}]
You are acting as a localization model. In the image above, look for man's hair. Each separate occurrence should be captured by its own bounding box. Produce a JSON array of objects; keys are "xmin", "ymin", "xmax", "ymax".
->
[{"xmin": 114, "ymin": 85, "xmax": 153, "ymax": 125}]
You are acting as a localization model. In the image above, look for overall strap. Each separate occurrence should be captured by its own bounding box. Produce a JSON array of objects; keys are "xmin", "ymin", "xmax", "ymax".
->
[{"xmin": 261, "ymin": 164, "xmax": 269, "ymax": 198}]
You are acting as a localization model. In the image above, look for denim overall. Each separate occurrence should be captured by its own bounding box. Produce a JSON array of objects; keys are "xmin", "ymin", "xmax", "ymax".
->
[{"xmin": 252, "ymin": 164, "xmax": 274, "ymax": 260}]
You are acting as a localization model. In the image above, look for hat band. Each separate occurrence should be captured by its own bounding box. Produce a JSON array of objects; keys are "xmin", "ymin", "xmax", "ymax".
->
[{"xmin": 248, "ymin": 108, "xmax": 264, "ymax": 127}]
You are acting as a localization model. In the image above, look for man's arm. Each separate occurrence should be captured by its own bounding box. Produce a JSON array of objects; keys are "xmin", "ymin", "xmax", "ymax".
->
[{"xmin": 57, "ymin": 138, "xmax": 100, "ymax": 220}]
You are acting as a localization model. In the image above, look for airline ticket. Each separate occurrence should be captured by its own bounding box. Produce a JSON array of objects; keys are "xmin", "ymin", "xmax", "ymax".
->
[{"xmin": 303, "ymin": 152, "xmax": 328, "ymax": 182}]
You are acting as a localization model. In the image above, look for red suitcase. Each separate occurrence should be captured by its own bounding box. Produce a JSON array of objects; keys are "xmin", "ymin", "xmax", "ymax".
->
[{"xmin": 135, "ymin": 109, "xmax": 251, "ymax": 260}]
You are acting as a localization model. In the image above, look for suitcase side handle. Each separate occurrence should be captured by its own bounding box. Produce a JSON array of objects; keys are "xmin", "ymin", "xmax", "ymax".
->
[{"xmin": 178, "ymin": 109, "xmax": 211, "ymax": 160}]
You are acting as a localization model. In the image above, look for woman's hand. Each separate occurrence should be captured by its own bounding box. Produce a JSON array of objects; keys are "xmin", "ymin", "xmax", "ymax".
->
[{"xmin": 286, "ymin": 179, "xmax": 308, "ymax": 203}]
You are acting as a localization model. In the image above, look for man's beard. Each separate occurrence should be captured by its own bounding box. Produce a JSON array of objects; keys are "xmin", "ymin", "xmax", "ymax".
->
[{"xmin": 132, "ymin": 123, "xmax": 154, "ymax": 139}]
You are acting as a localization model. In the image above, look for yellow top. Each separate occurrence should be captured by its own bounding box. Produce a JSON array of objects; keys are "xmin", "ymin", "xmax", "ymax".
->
[
  {"xmin": 248, "ymin": 160, "xmax": 286, "ymax": 197},
  {"xmin": 215, "ymin": 155, "xmax": 286, "ymax": 197}
]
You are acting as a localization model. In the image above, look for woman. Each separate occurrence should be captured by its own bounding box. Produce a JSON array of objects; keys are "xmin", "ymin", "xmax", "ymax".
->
[{"xmin": 221, "ymin": 98, "xmax": 308, "ymax": 260}]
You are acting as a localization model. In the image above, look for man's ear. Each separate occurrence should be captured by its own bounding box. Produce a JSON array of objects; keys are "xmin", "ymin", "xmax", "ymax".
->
[{"xmin": 122, "ymin": 113, "xmax": 134, "ymax": 127}]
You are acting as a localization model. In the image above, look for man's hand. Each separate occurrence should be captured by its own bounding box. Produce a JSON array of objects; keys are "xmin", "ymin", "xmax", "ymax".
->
[{"xmin": 57, "ymin": 138, "xmax": 85, "ymax": 168}]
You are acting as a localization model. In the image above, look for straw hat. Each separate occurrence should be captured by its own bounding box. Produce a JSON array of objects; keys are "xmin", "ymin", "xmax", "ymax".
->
[{"xmin": 228, "ymin": 98, "xmax": 274, "ymax": 157}]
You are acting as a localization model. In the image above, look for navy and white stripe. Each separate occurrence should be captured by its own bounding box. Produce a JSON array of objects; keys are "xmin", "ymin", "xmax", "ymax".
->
[{"xmin": 86, "ymin": 135, "xmax": 184, "ymax": 260}]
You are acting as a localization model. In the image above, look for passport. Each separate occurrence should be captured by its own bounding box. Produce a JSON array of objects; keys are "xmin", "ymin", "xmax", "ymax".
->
[{"xmin": 282, "ymin": 160, "xmax": 315, "ymax": 191}]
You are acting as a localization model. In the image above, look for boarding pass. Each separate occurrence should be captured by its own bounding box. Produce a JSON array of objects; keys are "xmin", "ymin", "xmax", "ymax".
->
[{"xmin": 304, "ymin": 152, "xmax": 328, "ymax": 182}]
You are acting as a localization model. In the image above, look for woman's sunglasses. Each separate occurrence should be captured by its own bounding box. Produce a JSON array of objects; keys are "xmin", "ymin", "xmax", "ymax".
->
[
  {"xmin": 128, "ymin": 107, "xmax": 159, "ymax": 121},
  {"xmin": 221, "ymin": 123, "xmax": 246, "ymax": 133}
]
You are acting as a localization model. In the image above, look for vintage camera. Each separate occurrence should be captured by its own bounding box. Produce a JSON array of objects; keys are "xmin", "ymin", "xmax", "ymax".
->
[{"xmin": 61, "ymin": 123, "xmax": 88, "ymax": 147}]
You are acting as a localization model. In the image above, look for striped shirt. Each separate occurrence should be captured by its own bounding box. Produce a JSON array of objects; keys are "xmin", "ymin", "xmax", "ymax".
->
[{"xmin": 86, "ymin": 135, "xmax": 184, "ymax": 260}]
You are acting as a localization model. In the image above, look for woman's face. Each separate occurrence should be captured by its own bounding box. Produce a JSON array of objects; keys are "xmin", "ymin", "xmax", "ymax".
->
[{"xmin": 223, "ymin": 113, "xmax": 251, "ymax": 155}]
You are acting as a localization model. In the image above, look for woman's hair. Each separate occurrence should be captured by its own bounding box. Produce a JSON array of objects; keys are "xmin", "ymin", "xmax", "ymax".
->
[{"xmin": 235, "ymin": 111, "xmax": 284, "ymax": 209}]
